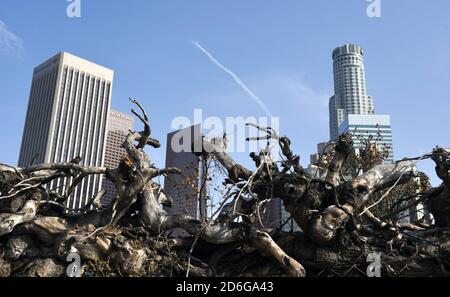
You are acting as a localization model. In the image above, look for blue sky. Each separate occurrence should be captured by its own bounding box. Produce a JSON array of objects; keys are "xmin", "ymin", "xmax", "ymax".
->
[{"xmin": 0, "ymin": 0, "xmax": 449, "ymax": 185}]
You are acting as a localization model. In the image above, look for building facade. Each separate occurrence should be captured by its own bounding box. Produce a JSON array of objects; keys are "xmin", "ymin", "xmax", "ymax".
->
[
  {"xmin": 338, "ymin": 114, "xmax": 394, "ymax": 162},
  {"xmin": 329, "ymin": 44, "xmax": 375, "ymax": 140},
  {"xmin": 101, "ymin": 110, "xmax": 134, "ymax": 205},
  {"xmin": 309, "ymin": 141, "xmax": 334, "ymax": 167},
  {"xmin": 307, "ymin": 141, "xmax": 334, "ymax": 179},
  {"xmin": 18, "ymin": 52, "xmax": 114, "ymax": 208},
  {"xmin": 281, "ymin": 203, "xmax": 302, "ymax": 232},
  {"xmin": 259, "ymin": 198, "xmax": 282, "ymax": 229},
  {"xmin": 164, "ymin": 125, "xmax": 207, "ymax": 237}
]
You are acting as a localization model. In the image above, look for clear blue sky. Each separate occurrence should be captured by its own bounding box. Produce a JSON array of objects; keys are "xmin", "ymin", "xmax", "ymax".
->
[{"xmin": 0, "ymin": 0, "xmax": 449, "ymax": 185}]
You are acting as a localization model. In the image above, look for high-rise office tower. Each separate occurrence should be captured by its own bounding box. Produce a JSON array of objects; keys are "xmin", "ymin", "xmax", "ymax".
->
[
  {"xmin": 164, "ymin": 125, "xmax": 206, "ymax": 217},
  {"xmin": 102, "ymin": 110, "xmax": 134, "ymax": 205},
  {"xmin": 338, "ymin": 114, "xmax": 394, "ymax": 162},
  {"xmin": 164, "ymin": 125, "xmax": 207, "ymax": 237},
  {"xmin": 329, "ymin": 44, "xmax": 375, "ymax": 140},
  {"xmin": 327, "ymin": 44, "xmax": 394, "ymax": 162},
  {"xmin": 18, "ymin": 52, "xmax": 114, "ymax": 208}
]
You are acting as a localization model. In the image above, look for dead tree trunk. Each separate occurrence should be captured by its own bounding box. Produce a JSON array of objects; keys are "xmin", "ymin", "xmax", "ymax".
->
[{"xmin": 0, "ymin": 100, "xmax": 449, "ymax": 277}]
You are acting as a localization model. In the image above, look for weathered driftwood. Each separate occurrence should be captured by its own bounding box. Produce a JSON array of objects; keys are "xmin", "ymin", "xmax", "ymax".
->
[{"xmin": 0, "ymin": 100, "xmax": 449, "ymax": 277}]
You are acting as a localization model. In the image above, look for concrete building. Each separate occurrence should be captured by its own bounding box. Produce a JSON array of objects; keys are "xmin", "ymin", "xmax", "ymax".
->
[
  {"xmin": 281, "ymin": 204, "xmax": 302, "ymax": 232},
  {"xmin": 396, "ymin": 173, "xmax": 431, "ymax": 224},
  {"xmin": 338, "ymin": 114, "xmax": 394, "ymax": 163},
  {"xmin": 164, "ymin": 125, "xmax": 207, "ymax": 237},
  {"xmin": 307, "ymin": 141, "xmax": 334, "ymax": 179},
  {"xmin": 18, "ymin": 52, "xmax": 114, "ymax": 208},
  {"xmin": 164, "ymin": 125, "xmax": 282, "ymax": 231},
  {"xmin": 329, "ymin": 44, "xmax": 375, "ymax": 141},
  {"xmin": 309, "ymin": 142, "xmax": 333, "ymax": 166},
  {"xmin": 102, "ymin": 110, "xmax": 134, "ymax": 205},
  {"xmin": 256, "ymin": 199, "xmax": 282, "ymax": 229}
]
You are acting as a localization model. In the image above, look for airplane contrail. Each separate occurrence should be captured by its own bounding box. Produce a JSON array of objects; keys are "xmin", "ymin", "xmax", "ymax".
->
[{"xmin": 191, "ymin": 41, "xmax": 272, "ymax": 117}]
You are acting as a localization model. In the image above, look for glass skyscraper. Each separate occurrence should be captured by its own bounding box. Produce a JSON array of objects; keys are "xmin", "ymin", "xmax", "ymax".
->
[{"xmin": 338, "ymin": 114, "xmax": 394, "ymax": 162}]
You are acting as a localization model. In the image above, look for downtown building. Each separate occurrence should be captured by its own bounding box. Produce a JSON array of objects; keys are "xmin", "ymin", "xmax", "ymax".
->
[
  {"xmin": 310, "ymin": 44, "xmax": 395, "ymax": 162},
  {"xmin": 329, "ymin": 44, "xmax": 394, "ymax": 161},
  {"xmin": 309, "ymin": 44, "xmax": 382, "ymax": 171},
  {"xmin": 164, "ymin": 125, "xmax": 282, "ymax": 232},
  {"xmin": 328, "ymin": 45, "xmax": 429, "ymax": 223},
  {"xmin": 338, "ymin": 114, "xmax": 394, "ymax": 162},
  {"xmin": 258, "ymin": 199, "xmax": 282, "ymax": 229},
  {"xmin": 164, "ymin": 125, "xmax": 207, "ymax": 236},
  {"xmin": 329, "ymin": 44, "xmax": 375, "ymax": 141},
  {"xmin": 102, "ymin": 110, "xmax": 134, "ymax": 205},
  {"xmin": 18, "ymin": 52, "xmax": 114, "ymax": 208},
  {"xmin": 306, "ymin": 141, "xmax": 335, "ymax": 179},
  {"xmin": 300, "ymin": 44, "xmax": 396, "ymax": 230}
]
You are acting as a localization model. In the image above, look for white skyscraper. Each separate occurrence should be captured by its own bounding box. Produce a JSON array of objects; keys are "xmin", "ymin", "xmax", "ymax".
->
[
  {"xmin": 329, "ymin": 44, "xmax": 375, "ymax": 140},
  {"xmin": 18, "ymin": 52, "xmax": 114, "ymax": 208}
]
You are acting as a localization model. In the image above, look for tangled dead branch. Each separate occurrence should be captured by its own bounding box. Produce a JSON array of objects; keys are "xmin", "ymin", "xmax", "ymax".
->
[{"xmin": 0, "ymin": 100, "xmax": 449, "ymax": 277}]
